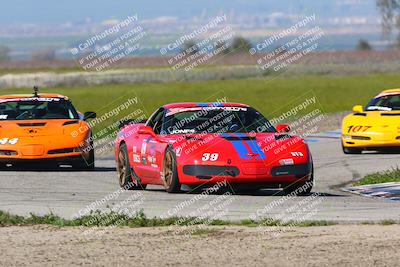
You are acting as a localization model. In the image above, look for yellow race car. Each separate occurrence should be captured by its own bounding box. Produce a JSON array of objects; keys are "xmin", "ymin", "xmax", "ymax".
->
[{"xmin": 342, "ymin": 89, "xmax": 400, "ymax": 154}]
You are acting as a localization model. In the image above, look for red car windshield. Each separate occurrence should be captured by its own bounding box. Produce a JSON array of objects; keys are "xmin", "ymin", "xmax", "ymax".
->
[
  {"xmin": 162, "ymin": 106, "xmax": 275, "ymax": 134},
  {"xmin": 0, "ymin": 99, "xmax": 79, "ymax": 120}
]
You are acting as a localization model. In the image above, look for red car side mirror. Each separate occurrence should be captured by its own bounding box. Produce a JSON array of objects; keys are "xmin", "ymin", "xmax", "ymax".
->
[
  {"xmin": 276, "ymin": 124, "xmax": 291, "ymax": 133},
  {"xmin": 138, "ymin": 125, "xmax": 158, "ymax": 138}
]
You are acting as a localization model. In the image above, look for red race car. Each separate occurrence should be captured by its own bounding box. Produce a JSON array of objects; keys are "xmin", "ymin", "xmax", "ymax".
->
[{"xmin": 115, "ymin": 102, "xmax": 314, "ymax": 195}]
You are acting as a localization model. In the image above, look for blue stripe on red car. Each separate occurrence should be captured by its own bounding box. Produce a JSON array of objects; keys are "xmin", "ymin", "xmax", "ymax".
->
[
  {"xmin": 197, "ymin": 102, "xmax": 225, "ymax": 107},
  {"xmin": 197, "ymin": 103, "xmax": 209, "ymax": 107},
  {"xmin": 246, "ymin": 139, "xmax": 266, "ymax": 160},
  {"xmin": 231, "ymin": 138, "xmax": 252, "ymax": 159},
  {"xmin": 211, "ymin": 102, "xmax": 224, "ymax": 107},
  {"xmin": 221, "ymin": 133, "xmax": 266, "ymax": 160},
  {"xmin": 232, "ymin": 133, "xmax": 247, "ymax": 138}
]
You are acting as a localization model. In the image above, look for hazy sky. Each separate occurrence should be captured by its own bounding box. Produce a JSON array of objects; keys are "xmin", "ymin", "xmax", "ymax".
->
[{"xmin": 0, "ymin": 0, "xmax": 378, "ymax": 24}]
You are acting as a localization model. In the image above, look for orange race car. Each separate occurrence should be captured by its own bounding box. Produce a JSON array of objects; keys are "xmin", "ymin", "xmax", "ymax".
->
[{"xmin": 0, "ymin": 87, "xmax": 97, "ymax": 170}]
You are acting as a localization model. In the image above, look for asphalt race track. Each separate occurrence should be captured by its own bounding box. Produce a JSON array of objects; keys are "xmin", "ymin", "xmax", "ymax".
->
[{"xmin": 0, "ymin": 135, "xmax": 399, "ymax": 222}]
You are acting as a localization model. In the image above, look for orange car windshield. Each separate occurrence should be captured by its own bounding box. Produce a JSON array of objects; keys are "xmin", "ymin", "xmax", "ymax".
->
[{"xmin": 0, "ymin": 99, "xmax": 79, "ymax": 120}]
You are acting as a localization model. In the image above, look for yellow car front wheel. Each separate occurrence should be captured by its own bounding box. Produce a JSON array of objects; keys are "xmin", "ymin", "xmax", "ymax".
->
[{"xmin": 342, "ymin": 142, "xmax": 362, "ymax": 154}]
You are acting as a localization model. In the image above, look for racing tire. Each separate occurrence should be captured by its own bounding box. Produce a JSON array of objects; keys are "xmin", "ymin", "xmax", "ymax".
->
[
  {"xmin": 72, "ymin": 139, "xmax": 95, "ymax": 171},
  {"xmin": 73, "ymin": 148, "xmax": 95, "ymax": 170},
  {"xmin": 283, "ymin": 168, "xmax": 314, "ymax": 196},
  {"xmin": 163, "ymin": 146, "xmax": 181, "ymax": 193},
  {"xmin": 117, "ymin": 143, "xmax": 147, "ymax": 190},
  {"xmin": 0, "ymin": 163, "xmax": 7, "ymax": 170},
  {"xmin": 342, "ymin": 144, "xmax": 362, "ymax": 154}
]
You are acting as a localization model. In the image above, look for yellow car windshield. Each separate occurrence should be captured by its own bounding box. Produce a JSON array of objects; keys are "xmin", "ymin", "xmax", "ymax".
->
[{"xmin": 366, "ymin": 94, "xmax": 400, "ymax": 111}]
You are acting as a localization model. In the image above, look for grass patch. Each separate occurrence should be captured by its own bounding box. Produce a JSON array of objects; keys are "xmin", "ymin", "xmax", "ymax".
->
[
  {"xmin": 0, "ymin": 209, "xmax": 233, "ymax": 228},
  {"xmin": 360, "ymin": 220, "xmax": 399, "ymax": 225},
  {"xmin": 354, "ymin": 167, "xmax": 400, "ymax": 186},
  {"xmin": 1, "ymin": 74, "xmax": 400, "ymax": 133},
  {"xmin": 238, "ymin": 219, "xmax": 258, "ymax": 227},
  {"xmin": 8, "ymin": 209, "xmax": 399, "ymax": 228},
  {"xmin": 0, "ymin": 209, "xmax": 337, "ymax": 228},
  {"xmin": 2, "ymin": 74, "xmax": 398, "ymax": 114},
  {"xmin": 295, "ymin": 220, "xmax": 337, "ymax": 227},
  {"xmin": 361, "ymin": 221, "xmax": 375, "ymax": 225},
  {"xmin": 380, "ymin": 219, "xmax": 397, "ymax": 225},
  {"xmin": 256, "ymin": 218, "xmax": 337, "ymax": 227}
]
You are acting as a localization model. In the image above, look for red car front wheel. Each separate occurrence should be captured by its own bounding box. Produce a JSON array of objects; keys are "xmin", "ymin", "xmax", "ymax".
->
[
  {"xmin": 117, "ymin": 143, "xmax": 146, "ymax": 190},
  {"xmin": 163, "ymin": 147, "xmax": 181, "ymax": 193}
]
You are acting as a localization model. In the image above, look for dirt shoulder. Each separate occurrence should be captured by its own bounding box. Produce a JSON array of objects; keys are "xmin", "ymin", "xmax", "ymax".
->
[{"xmin": 1, "ymin": 224, "xmax": 398, "ymax": 266}]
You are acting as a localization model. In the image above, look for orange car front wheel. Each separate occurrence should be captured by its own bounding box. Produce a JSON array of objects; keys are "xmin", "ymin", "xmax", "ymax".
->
[{"xmin": 73, "ymin": 146, "xmax": 95, "ymax": 170}]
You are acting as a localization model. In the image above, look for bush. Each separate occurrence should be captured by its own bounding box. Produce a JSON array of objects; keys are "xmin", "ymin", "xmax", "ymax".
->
[
  {"xmin": 181, "ymin": 40, "xmax": 199, "ymax": 56},
  {"xmin": 0, "ymin": 46, "xmax": 10, "ymax": 61},
  {"xmin": 356, "ymin": 39, "xmax": 372, "ymax": 51},
  {"xmin": 230, "ymin": 36, "xmax": 253, "ymax": 53},
  {"xmin": 31, "ymin": 49, "xmax": 56, "ymax": 61}
]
